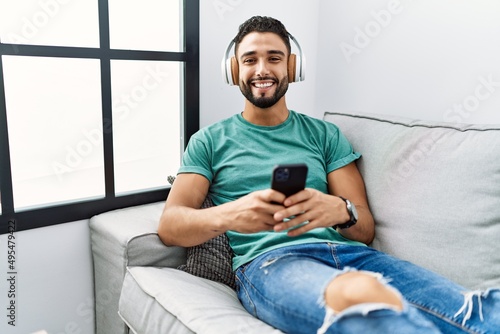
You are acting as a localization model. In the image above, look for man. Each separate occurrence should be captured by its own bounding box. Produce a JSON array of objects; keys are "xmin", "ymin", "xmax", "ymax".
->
[{"xmin": 158, "ymin": 16, "xmax": 499, "ymax": 333}]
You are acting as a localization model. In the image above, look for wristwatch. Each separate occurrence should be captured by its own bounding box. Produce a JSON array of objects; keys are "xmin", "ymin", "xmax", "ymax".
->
[{"xmin": 334, "ymin": 196, "xmax": 358, "ymax": 229}]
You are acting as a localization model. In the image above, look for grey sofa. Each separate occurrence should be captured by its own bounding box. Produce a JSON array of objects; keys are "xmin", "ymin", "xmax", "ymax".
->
[{"xmin": 90, "ymin": 111, "xmax": 500, "ymax": 334}]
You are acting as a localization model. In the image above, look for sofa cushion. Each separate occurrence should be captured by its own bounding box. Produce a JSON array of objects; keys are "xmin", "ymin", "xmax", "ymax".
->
[
  {"xmin": 178, "ymin": 236, "xmax": 236, "ymax": 288},
  {"xmin": 324, "ymin": 112, "xmax": 500, "ymax": 290},
  {"xmin": 119, "ymin": 266, "xmax": 283, "ymax": 334}
]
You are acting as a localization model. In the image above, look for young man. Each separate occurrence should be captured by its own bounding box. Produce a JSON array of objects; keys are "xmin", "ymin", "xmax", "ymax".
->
[{"xmin": 158, "ymin": 16, "xmax": 499, "ymax": 333}]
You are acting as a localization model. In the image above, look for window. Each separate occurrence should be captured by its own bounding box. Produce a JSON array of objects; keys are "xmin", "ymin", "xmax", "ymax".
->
[{"xmin": 0, "ymin": 0, "xmax": 199, "ymax": 233}]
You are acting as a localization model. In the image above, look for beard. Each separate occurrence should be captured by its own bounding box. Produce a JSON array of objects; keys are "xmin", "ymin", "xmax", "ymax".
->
[{"xmin": 240, "ymin": 76, "xmax": 289, "ymax": 109}]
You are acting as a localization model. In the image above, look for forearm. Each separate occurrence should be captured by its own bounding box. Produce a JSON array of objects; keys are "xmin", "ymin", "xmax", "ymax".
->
[
  {"xmin": 158, "ymin": 205, "xmax": 228, "ymax": 247},
  {"xmin": 336, "ymin": 204, "xmax": 374, "ymax": 245},
  {"xmin": 326, "ymin": 162, "xmax": 375, "ymax": 245}
]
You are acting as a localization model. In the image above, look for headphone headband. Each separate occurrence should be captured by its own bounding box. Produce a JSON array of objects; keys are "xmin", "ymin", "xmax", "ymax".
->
[{"xmin": 221, "ymin": 33, "xmax": 306, "ymax": 86}]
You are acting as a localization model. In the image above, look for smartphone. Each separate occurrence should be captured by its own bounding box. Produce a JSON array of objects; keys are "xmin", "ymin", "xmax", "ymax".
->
[{"xmin": 271, "ymin": 163, "xmax": 308, "ymax": 197}]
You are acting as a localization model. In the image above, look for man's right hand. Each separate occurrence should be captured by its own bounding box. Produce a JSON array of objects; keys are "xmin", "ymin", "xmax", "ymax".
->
[{"xmin": 217, "ymin": 189, "xmax": 287, "ymax": 234}]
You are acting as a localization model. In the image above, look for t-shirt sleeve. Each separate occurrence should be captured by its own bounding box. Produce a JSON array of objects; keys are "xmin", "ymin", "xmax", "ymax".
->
[
  {"xmin": 325, "ymin": 125, "xmax": 361, "ymax": 173},
  {"xmin": 178, "ymin": 133, "xmax": 214, "ymax": 183}
]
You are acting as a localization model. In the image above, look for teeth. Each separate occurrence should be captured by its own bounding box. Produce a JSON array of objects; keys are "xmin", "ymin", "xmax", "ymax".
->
[{"xmin": 254, "ymin": 82, "xmax": 273, "ymax": 88}]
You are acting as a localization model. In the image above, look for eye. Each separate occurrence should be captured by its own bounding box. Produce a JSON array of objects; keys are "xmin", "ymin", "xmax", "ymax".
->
[
  {"xmin": 243, "ymin": 58, "xmax": 255, "ymax": 64},
  {"xmin": 269, "ymin": 56, "xmax": 282, "ymax": 62}
]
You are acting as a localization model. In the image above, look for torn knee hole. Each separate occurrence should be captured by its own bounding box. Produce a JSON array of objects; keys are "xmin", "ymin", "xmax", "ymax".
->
[{"xmin": 325, "ymin": 272, "xmax": 403, "ymax": 313}]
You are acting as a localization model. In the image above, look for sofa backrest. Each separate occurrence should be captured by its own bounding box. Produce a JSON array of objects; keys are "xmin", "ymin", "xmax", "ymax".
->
[{"xmin": 324, "ymin": 111, "xmax": 500, "ymax": 290}]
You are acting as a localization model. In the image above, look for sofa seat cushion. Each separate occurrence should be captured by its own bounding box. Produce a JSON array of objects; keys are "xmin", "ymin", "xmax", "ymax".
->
[
  {"xmin": 325, "ymin": 112, "xmax": 500, "ymax": 290},
  {"xmin": 119, "ymin": 266, "xmax": 283, "ymax": 334}
]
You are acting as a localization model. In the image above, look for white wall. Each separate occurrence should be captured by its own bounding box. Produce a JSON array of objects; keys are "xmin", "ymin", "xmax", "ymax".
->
[
  {"xmin": 315, "ymin": 0, "xmax": 500, "ymax": 124},
  {"xmin": 0, "ymin": 221, "xmax": 94, "ymax": 334}
]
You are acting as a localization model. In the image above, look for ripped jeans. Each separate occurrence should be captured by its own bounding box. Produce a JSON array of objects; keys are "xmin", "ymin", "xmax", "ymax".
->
[{"xmin": 235, "ymin": 243, "xmax": 500, "ymax": 334}]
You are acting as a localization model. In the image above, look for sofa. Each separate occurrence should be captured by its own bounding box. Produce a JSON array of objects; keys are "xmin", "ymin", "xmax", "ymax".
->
[{"xmin": 90, "ymin": 111, "xmax": 500, "ymax": 334}]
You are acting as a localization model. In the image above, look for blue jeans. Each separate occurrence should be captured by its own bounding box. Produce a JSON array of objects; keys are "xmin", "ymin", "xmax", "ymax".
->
[{"xmin": 235, "ymin": 243, "xmax": 500, "ymax": 334}]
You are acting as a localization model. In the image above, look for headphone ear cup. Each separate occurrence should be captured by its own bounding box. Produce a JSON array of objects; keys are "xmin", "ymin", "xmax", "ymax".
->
[
  {"xmin": 288, "ymin": 53, "xmax": 297, "ymax": 83},
  {"xmin": 230, "ymin": 57, "xmax": 239, "ymax": 85}
]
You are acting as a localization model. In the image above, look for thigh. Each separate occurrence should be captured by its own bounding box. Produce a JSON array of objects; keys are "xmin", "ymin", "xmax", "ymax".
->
[
  {"xmin": 334, "ymin": 244, "xmax": 466, "ymax": 301},
  {"xmin": 236, "ymin": 244, "xmax": 343, "ymax": 334}
]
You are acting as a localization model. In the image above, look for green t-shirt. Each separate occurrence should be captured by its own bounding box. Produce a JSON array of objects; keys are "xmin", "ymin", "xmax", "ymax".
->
[{"xmin": 179, "ymin": 110, "xmax": 366, "ymax": 269}]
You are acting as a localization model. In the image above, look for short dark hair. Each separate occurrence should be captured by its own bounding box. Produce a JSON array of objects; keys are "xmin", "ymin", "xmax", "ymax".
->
[{"xmin": 233, "ymin": 16, "xmax": 291, "ymax": 56}]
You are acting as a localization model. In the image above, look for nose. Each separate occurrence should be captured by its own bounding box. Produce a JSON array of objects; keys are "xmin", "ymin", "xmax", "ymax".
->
[{"xmin": 255, "ymin": 59, "xmax": 270, "ymax": 77}]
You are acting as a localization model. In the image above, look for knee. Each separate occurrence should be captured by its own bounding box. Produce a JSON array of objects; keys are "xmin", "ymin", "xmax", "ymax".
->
[{"xmin": 325, "ymin": 272, "xmax": 403, "ymax": 313}]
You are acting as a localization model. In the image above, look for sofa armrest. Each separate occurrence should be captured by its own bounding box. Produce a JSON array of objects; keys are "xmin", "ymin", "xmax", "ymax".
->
[{"xmin": 89, "ymin": 201, "xmax": 186, "ymax": 334}]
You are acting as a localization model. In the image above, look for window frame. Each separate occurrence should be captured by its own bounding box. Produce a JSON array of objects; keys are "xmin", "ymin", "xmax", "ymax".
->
[{"xmin": 0, "ymin": 0, "xmax": 199, "ymax": 234}]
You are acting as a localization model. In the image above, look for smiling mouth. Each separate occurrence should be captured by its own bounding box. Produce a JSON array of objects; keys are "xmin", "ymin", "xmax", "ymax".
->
[
  {"xmin": 254, "ymin": 82, "xmax": 274, "ymax": 88},
  {"xmin": 251, "ymin": 78, "xmax": 276, "ymax": 90}
]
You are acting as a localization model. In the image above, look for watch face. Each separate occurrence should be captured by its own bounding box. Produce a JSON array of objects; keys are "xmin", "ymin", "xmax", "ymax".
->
[
  {"xmin": 337, "ymin": 196, "xmax": 358, "ymax": 228},
  {"xmin": 351, "ymin": 202, "xmax": 359, "ymax": 221},
  {"xmin": 344, "ymin": 199, "xmax": 358, "ymax": 222}
]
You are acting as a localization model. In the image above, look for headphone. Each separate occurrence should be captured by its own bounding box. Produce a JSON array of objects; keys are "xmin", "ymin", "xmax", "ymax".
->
[{"xmin": 221, "ymin": 33, "xmax": 306, "ymax": 86}]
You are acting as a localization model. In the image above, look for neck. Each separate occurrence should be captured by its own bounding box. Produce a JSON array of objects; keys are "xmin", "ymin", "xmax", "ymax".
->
[{"xmin": 241, "ymin": 97, "xmax": 289, "ymax": 126}]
